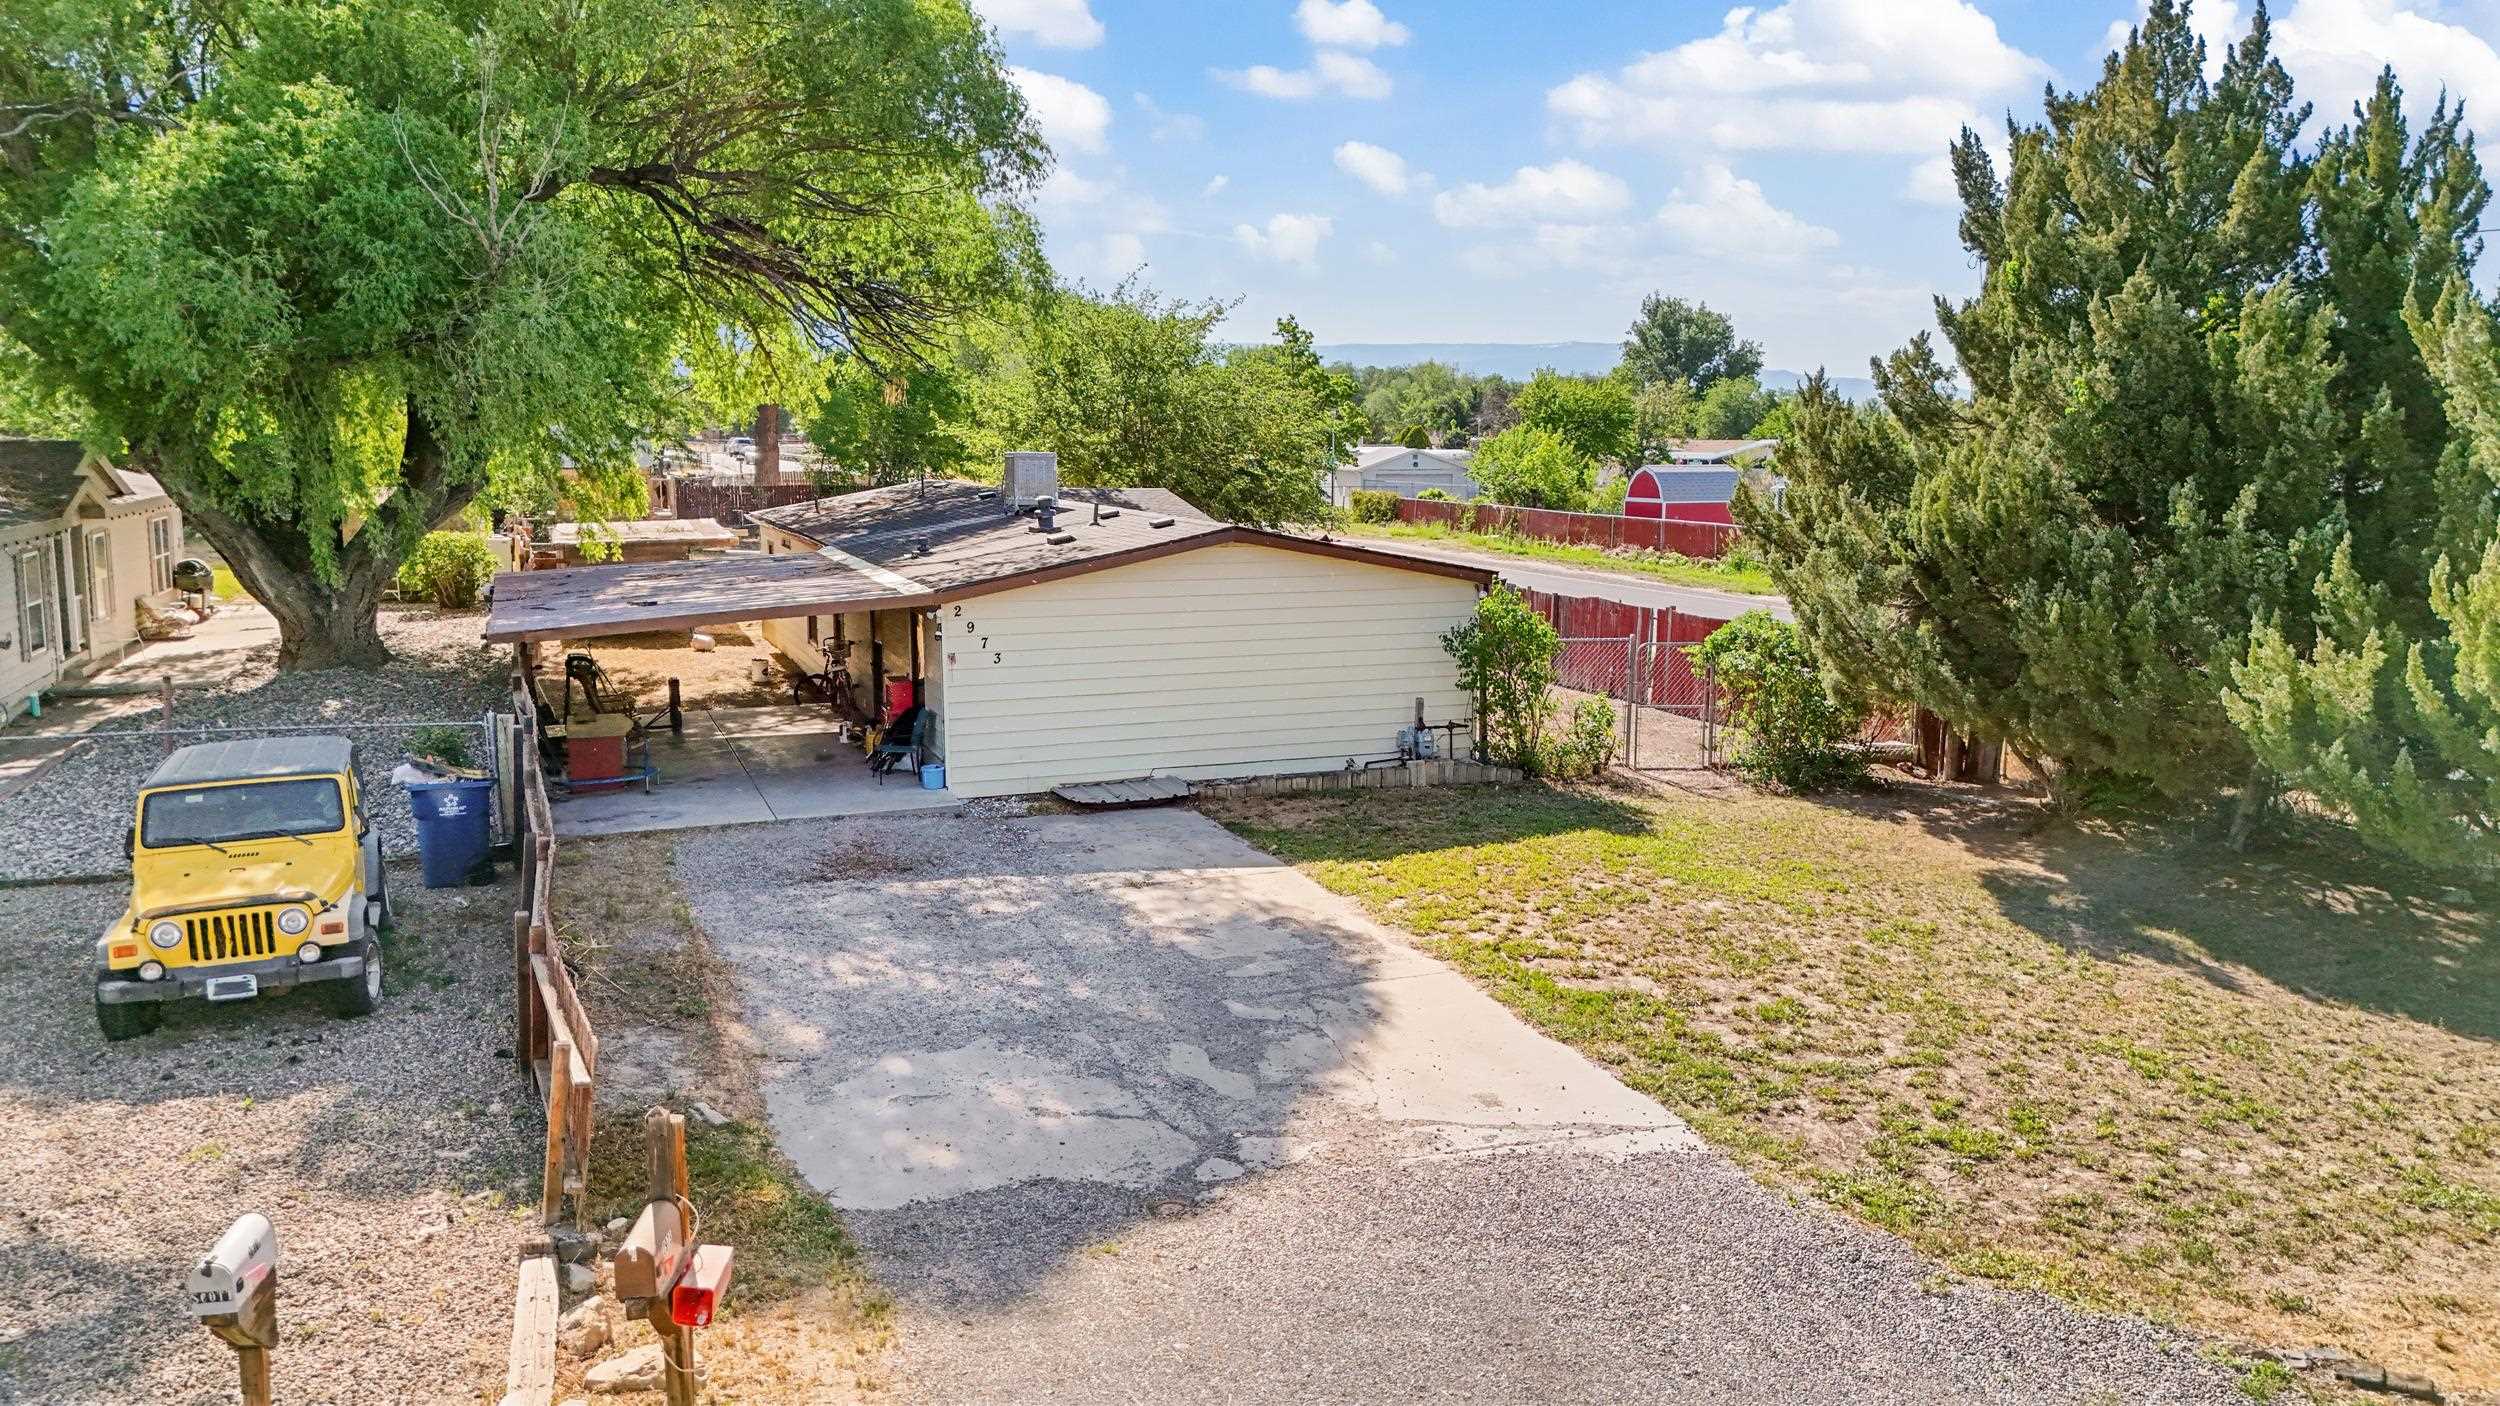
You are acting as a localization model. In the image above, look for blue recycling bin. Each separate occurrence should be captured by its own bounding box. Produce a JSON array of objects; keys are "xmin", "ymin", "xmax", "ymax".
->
[{"xmin": 407, "ymin": 777, "xmax": 496, "ymax": 888}]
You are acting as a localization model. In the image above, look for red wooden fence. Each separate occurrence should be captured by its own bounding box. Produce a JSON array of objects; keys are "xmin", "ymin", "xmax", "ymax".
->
[
  {"xmin": 1525, "ymin": 588, "xmax": 1729, "ymax": 708},
  {"xmin": 1393, "ymin": 497, "xmax": 1742, "ymax": 560}
]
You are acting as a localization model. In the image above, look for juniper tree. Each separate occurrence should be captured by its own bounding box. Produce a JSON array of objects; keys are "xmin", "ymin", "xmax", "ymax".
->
[{"xmin": 1742, "ymin": 2, "xmax": 2488, "ymax": 831}]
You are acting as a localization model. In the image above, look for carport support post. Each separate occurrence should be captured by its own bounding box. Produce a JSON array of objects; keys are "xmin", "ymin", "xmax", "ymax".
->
[{"xmin": 667, "ymin": 678, "xmax": 683, "ymax": 737}]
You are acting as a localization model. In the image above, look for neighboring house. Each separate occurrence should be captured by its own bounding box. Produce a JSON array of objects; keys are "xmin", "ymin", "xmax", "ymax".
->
[
  {"xmin": 1623, "ymin": 465, "xmax": 1783, "ymax": 525},
  {"xmin": 0, "ymin": 439, "xmax": 186, "ymax": 720},
  {"xmin": 1663, "ymin": 437, "xmax": 1778, "ymax": 466},
  {"xmin": 1329, "ymin": 444, "xmax": 1477, "ymax": 507},
  {"xmin": 490, "ymin": 457, "xmax": 1494, "ymax": 798},
  {"xmin": 547, "ymin": 518, "xmax": 737, "ymax": 565}
]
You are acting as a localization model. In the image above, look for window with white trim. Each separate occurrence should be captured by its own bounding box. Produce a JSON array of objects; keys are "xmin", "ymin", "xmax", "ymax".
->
[
  {"xmin": 86, "ymin": 529, "xmax": 112, "ymax": 622},
  {"xmin": 15, "ymin": 548, "xmax": 51, "ymax": 658},
  {"xmin": 148, "ymin": 515, "xmax": 174, "ymax": 592}
]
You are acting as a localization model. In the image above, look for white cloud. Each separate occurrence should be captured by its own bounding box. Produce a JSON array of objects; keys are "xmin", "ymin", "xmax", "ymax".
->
[
  {"xmin": 1455, "ymin": 222, "xmax": 1639, "ymax": 277},
  {"xmin": 1201, "ymin": 174, "xmax": 1230, "ymax": 197},
  {"xmin": 1218, "ymin": 49, "xmax": 1393, "ymax": 100},
  {"xmin": 1294, "ymin": 0, "xmax": 1410, "ymax": 50},
  {"xmin": 1433, "ymin": 159, "xmax": 1631, "ymax": 228},
  {"xmin": 1334, "ymin": 140, "xmax": 1416, "ymax": 196},
  {"xmin": 1548, "ymin": 0, "xmax": 2044, "ymax": 159},
  {"xmin": 1008, "ymin": 67, "xmax": 1112, "ymax": 155},
  {"xmin": 972, "ymin": 0, "xmax": 1104, "ymax": 49},
  {"xmin": 1134, "ymin": 92, "xmax": 1206, "ymax": 143},
  {"xmin": 2107, "ymin": 0, "xmax": 2500, "ymax": 140},
  {"xmin": 1656, "ymin": 164, "xmax": 1841, "ymax": 263},
  {"xmin": 1365, "ymin": 239, "xmax": 1399, "ymax": 265},
  {"xmin": 1234, "ymin": 212, "xmax": 1335, "ymax": 268},
  {"xmin": 1090, "ymin": 231, "xmax": 1147, "ymax": 274},
  {"xmin": 1904, "ymin": 154, "xmax": 1959, "ymax": 206}
]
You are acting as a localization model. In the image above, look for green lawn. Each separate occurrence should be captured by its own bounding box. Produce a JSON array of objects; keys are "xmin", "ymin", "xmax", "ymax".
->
[
  {"xmin": 1210, "ymin": 783, "xmax": 2499, "ymax": 1393},
  {"xmin": 1341, "ymin": 519, "xmax": 1780, "ymax": 596}
]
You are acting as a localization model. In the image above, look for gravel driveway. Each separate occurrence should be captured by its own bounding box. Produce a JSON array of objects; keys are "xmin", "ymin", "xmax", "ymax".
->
[
  {"xmin": 2, "ymin": 605, "xmax": 508, "ymax": 883},
  {"xmin": 0, "ymin": 864, "xmax": 533, "ymax": 1406},
  {"xmin": 678, "ymin": 808, "xmax": 2244, "ymax": 1405}
]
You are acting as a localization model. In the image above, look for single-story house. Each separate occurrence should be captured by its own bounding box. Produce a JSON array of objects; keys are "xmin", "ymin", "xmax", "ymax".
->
[
  {"xmin": 1329, "ymin": 444, "xmax": 1477, "ymax": 507},
  {"xmin": 484, "ymin": 456, "xmax": 1494, "ymax": 798},
  {"xmin": 547, "ymin": 517, "xmax": 737, "ymax": 565},
  {"xmin": 1662, "ymin": 437, "xmax": 1778, "ymax": 466},
  {"xmin": 1623, "ymin": 464, "xmax": 1785, "ymax": 524},
  {"xmin": 1, "ymin": 439, "xmax": 187, "ymax": 721}
]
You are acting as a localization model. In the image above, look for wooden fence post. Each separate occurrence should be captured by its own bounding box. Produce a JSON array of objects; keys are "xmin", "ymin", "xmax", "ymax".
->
[
  {"xmin": 646, "ymin": 1108, "xmax": 697, "ymax": 1406},
  {"xmin": 541, "ymin": 1040, "xmax": 572, "ymax": 1224}
]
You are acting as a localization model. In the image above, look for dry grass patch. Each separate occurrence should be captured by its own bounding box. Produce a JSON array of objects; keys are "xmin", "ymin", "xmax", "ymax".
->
[
  {"xmin": 555, "ymin": 831, "xmax": 889, "ymax": 1404},
  {"xmin": 1211, "ymin": 782, "xmax": 2499, "ymax": 1393}
]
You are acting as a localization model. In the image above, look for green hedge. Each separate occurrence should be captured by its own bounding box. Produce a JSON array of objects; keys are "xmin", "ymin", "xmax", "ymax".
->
[
  {"xmin": 1348, "ymin": 489, "xmax": 1402, "ymax": 523},
  {"xmin": 395, "ymin": 531, "xmax": 498, "ymax": 609}
]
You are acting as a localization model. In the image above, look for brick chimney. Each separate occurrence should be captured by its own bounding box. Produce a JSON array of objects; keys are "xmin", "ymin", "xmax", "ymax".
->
[{"xmin": 754, "ymin": 404, "xmax": 782, "ymax": 486}]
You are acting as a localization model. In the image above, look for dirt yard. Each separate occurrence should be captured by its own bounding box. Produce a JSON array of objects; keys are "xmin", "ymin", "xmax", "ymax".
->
[
  {"xmin": 560, "ymin": 624, "xmax": 787, "ymax": 713},
  {"xmin": 0, "ymin": 861, "xmax": 532, "ymax": 1405},
  {"xmin": 1212, "ymin": 781, "xmax": 2500, "ymax": 1403}
]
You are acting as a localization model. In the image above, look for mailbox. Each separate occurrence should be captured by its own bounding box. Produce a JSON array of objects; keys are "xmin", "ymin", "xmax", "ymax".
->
[
  {"xmin": 613, "ymin": 1200, "xmax": 685, "ymax": 1300},
  {"xmin": 187, "ymin": 1214, "xmax": 279, "ymax": 1319},
  {"xmin": 669, "ymin": 1245, "xmax": 735, "ymax": 1328}
]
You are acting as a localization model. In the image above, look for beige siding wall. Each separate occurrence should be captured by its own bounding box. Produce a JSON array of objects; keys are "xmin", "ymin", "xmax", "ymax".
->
[
  {"xmin": 937, "ymin": 542, "xmax": 1478, "ymax": 798},
  {"xmin": 1, "ymin": 524, "xmax": 63, "ymax": 717},
  {"xmin": 86, "ymin": 503, "xmax": 180, "ymax": 659}
]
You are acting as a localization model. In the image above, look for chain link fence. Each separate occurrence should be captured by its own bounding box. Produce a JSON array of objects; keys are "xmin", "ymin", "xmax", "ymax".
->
[
  {"xmin": 1552, "ymin": 635, "xmax": 1720, "ymax": 772},
  {"xmin": 0, "ymin": 714, "xmax": 507, "ymax": 884}
]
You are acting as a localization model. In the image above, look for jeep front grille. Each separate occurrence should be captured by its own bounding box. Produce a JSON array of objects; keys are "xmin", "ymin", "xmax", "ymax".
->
[{"xmin": 185, "ymin": 910, "xmax": 278, "ymax": 963}]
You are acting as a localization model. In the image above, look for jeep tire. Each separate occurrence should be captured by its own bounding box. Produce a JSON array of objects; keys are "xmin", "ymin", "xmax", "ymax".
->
[
  {"xmin": 95, "ymin": 993, "xmax": 163, "ymax": 1042},
  {"xmin": 326, "ymin": 944, "xmax": 384, "ymax": 1017}
]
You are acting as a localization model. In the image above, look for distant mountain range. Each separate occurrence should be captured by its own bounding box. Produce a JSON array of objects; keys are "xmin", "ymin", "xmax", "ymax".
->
[{"xmin": 1314, "ymin": 341, "xmax": 1877, "ymax": 401}]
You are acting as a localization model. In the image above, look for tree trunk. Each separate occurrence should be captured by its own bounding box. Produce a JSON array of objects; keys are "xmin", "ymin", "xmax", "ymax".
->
[
  {"xmin": 136, "ymin": 406, "xmax": 478, "ymax": 672},
  {"xmin": 2226, "ymin": 758, "xmax": 2275, "ymax": 853}
]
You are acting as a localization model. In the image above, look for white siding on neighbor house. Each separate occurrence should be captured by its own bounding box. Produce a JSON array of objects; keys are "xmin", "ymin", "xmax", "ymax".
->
[
  {"xmin": 1, "ymin": 523, "xmax": 64, "ymax": 717},
  {"xmin": 936, "ymin": 542, "xmax": 1479, "ymax": 798}
]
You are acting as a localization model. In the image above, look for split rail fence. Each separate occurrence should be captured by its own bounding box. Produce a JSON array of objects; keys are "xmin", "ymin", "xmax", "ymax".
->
[
  {"xmin": 1393, "ymin": 496, "xmax": 1743, "ymax": 560},
  {"xmin": 504, "ymin": 675, "xmax": 598, "ymax": 1227}
]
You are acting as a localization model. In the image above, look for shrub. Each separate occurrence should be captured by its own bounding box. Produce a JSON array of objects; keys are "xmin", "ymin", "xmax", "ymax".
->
[
  {"xmin": 395, "ymin": 531, "xmax": 498, "ymax": 609},
  {"xmin": 1689, "ymin": 610, "xmax": 1865, "ymax": 790},
  {"xmin": 1470, "ymin": 425, "xmax": 1596, "ymax": 510},
  {"xmin": 1397, "ymin": 423, "xmax": 1432, "ymax": 449},
  {"xmin": 406, "ymin": 724, "xmax": 475, "ymax": 768},
  {"xmin": 1416, "ymin": 486, "xmax": 1452, "ymax": 502},
  {"xmin": 1541, "ymin": 697, "xmax": 1619, "ymax": 780},
  {"xmin": 1348, "ymin": 489, "xmax": 1402, "ymax": 523},
  {"xmin": 1442, "ymin": 586, "xmax": 1559, "ymax": 771}
]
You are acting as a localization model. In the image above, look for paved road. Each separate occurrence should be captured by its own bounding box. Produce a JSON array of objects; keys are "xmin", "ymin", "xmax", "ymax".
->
[
  {"xmin": 1343, "ymin": 532, "xmax": 1794, "ymax": 621},
  {"xmin": 680, "ymin": 809, "xmax": 2238, "ymax": 1405}
]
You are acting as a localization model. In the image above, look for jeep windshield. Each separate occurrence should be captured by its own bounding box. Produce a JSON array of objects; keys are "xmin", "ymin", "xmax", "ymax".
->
[{"xmin": 141, "ymin": 779, "xmax": 346, "ymax": 849}]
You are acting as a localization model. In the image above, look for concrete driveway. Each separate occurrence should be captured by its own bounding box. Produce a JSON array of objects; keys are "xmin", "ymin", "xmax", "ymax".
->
[{"xmin": 677, "ymin": 809, "xmax": 2237, "ymax": 1405}]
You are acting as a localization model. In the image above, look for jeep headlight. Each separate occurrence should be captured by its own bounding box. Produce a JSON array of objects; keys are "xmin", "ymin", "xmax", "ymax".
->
[
  {"xmin": 147, "ymin": 920, "xmax": 182, "ymax": 950},
  {"xmin": 276, "ymin": 907, "xmax": 310, "ymax": 936}
]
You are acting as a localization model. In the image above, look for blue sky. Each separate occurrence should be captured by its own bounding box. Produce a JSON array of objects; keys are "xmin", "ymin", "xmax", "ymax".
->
[{"xmin": 971, "ymin": 0, "xmax": 2500, "ymax": 376}]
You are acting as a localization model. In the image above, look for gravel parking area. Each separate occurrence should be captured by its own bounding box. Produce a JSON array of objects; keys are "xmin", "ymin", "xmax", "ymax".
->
[
  {"xmin": 0, "ymin": 863, "xmax": 532, "ymax": 1406},
  {"xmin": 2, "ymin": 606, "xmax": 507, "ymax": 883}
]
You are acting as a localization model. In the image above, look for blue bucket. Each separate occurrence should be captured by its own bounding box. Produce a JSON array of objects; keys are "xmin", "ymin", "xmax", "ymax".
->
[
  {"xmin": 407, "ymin": 777, "xmax": 496, "ymax": 888},
  {"xmin": 920, "ymin": 762, "xmax": 945, "ymax": 791}
]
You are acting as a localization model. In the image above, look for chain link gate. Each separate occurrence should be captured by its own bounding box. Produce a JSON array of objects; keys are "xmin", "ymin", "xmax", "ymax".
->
[{"xmin": 1553, "ymin": 635, "xmax": 1720, "ymax": 771}]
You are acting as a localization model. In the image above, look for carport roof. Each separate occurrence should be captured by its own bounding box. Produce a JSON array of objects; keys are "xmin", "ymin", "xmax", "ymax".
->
[{"xmin": 485, "ymin": 479, "xmax": 1492, "ymax": 643}]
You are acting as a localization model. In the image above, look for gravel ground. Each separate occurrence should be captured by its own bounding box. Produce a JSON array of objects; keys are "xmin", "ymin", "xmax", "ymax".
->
[
  {"xmin": 0, "ymin": 863, "xmax": 533, "ymax": 1406},
  {"xmin": 677, "ymin": 808, "xmax": 2248, "ymax": 1406},
  {"xmin": 2, "ymin": 607, "xmax": 508, "ymax": 883}
]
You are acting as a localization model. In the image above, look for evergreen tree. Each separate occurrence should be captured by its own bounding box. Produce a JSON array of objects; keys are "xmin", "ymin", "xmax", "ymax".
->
[{"xmin": 1742, "ymin": 3, "xmax": 2486, "ymax": 826}]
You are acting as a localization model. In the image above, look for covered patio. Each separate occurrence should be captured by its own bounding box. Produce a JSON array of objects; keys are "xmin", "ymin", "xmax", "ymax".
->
[{"xmin": 547, "ymin": 702, "xmax": 959, "ymax": 838}]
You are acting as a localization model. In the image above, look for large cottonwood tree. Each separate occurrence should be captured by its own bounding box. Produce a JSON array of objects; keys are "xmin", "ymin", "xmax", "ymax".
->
[{"xmin": 0, "ymin": 0, "xmax": 1044, "ymax": 667}]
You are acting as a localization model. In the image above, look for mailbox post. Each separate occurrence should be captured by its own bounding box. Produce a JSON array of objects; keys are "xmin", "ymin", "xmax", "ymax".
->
[
  {"xmin": 187, "ymin": 1214, "xmax": 280, "ymax": 1406},
  {"xmin": 615, "ymin": 1107, "xmax": 734, "ymax": 1406}
]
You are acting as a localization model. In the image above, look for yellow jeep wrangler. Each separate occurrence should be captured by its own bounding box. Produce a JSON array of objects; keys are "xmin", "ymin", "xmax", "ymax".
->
[{"xmin": 94, "ymin": 736, "xmax": 392, "ymax": 1041}]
